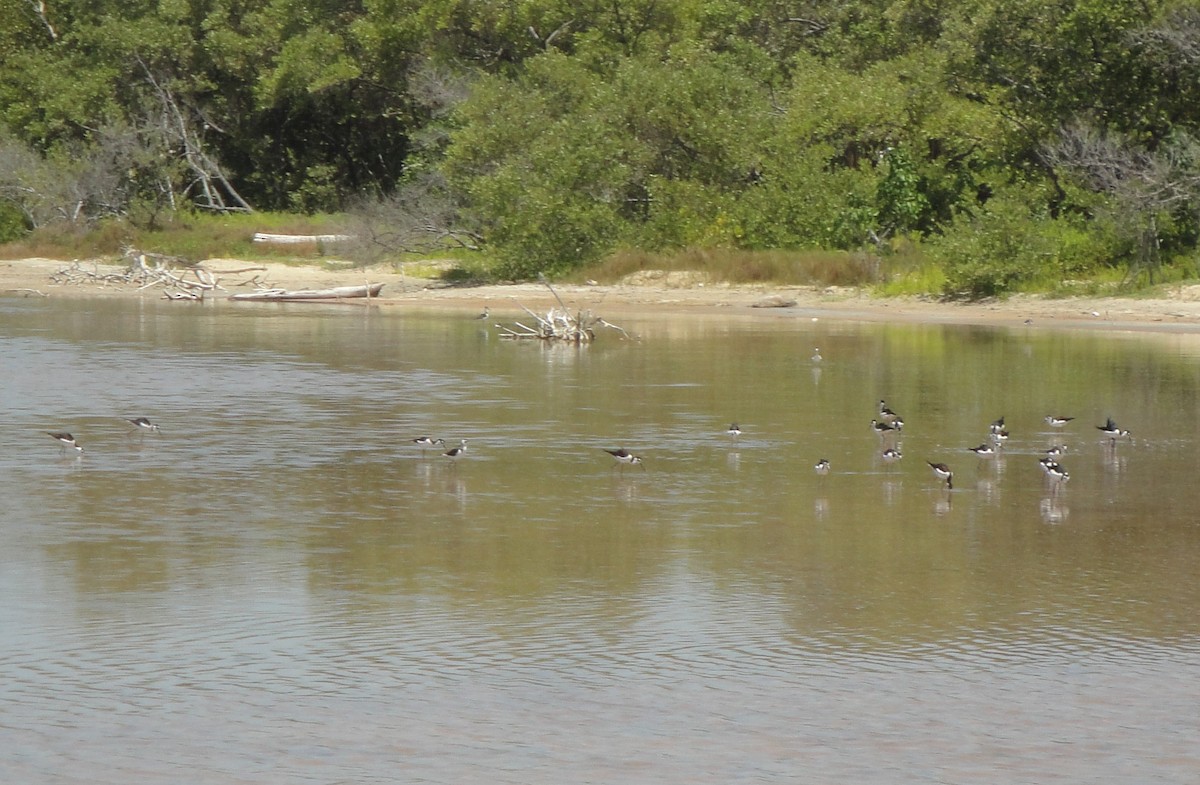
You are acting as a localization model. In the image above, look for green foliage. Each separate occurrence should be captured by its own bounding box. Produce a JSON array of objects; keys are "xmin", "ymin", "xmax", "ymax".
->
[
  {"xmin": 932, "ymin": 186, "xmax": 1120, "ymax": 299},
  {"xmin": 3, "ymin": 0, "xmax": 1200, "ymax": 291},
  {"xmin": 446, "ymin": 47, "xmax": 781, "ymax": 276},
  {"xmin": 0, "ymin": 202, "xmax": 28, "ymax": 243},
  {"xmin": 875, "ymin": 147, "xmax": 932, "ymax": 235}
]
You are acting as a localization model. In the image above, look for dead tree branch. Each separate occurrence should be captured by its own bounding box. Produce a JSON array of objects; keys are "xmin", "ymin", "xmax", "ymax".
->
[
  {"xmin": 135, "ymin": 56, "xmax": 252, "ymax": 214},
  {"xmin": 495, "ymin": 279, "xmax": 632, "ymax": 343},
  {"xmin": 49, "ymin": 248, "xmax": 233, "ymax": 300},
  {"xmin": 25, "ymin": 0, "xmax": 57, "ymax": 41}
]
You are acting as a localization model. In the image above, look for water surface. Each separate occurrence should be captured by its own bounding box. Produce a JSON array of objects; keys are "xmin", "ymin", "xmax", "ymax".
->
[{"xmin": 1, "ymin": 296, "xmax": 1198, "ymax": 783}]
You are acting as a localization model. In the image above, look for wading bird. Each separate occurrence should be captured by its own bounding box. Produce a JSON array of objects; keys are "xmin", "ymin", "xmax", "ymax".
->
[
  {"xmin": 927, "ymin": 461, "xmax": 953, "ymax": 490},
  {"xmin": 47, "ymin": 432, "xmax": 83, "ymax": 452},
  {"xmin": 604, "ymin": 448, "xmax": 644, "ymax": 471}
]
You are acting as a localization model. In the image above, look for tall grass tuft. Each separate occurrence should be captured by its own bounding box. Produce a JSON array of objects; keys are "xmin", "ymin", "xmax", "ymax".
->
[{"xmin": 0, "ymin": 212, "xmax": 356, "ymax": 263}]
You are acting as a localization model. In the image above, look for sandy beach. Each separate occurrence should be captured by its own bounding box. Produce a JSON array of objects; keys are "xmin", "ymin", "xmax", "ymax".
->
[{"xmin": 7, "ymin": 255, "xmax": 1200, "ymax": 333}]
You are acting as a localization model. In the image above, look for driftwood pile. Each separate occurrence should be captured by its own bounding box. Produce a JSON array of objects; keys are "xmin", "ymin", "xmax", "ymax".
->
[
  {"xmin": 493, "ymin": 277, "xmax": 630, "ymax": 343},
  {"xmin": 51, "ymin": 249, "xmax": 381, "ymax": 302},
  {"xmin": 52, "ymin": 249, "xmax": 269, "ymax": 300}
]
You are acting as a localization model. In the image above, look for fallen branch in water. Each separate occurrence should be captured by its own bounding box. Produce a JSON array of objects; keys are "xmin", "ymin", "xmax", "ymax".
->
[{"xmin": 495, "ymin": 277, "xmax": 631, "ymax": 343}]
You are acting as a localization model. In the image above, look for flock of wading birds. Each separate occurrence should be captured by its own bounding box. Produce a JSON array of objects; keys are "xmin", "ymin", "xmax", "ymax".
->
[
  {"xmin": 588, "ymin": 391, "xmax": 1134, "ymax": 492},
  {"xmin": 44, "ymin": 405, "xmax": 1134, "ymax": 493},
  {"xmin": 41, "ymin": 344, "xmax": 1132, "ymax": 489},
  {"xmin": 855, "ymin": 403, "xmax": 1132, "ymax": 494}
]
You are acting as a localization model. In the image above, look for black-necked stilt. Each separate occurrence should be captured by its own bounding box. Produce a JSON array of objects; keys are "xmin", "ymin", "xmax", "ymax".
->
[
  {"xmin": 990, "ymin": 416, "xmax": 1006, "ymax": 434},
  {"xmin": 443, "ymin": 439, "xmax": 468, "ymax": 459},
  {"xmin": 878, "ymin": 400, "xmax": 901, "ymax": 422},
  {"xmin": 474, "ymin": 306, "xmax": 490, "ymax": 320},
  {"xmin": 811, "ymin": 348, "xmax": 822, "ymax": 362},
  {"xmin": 814, "ymin": 458, "xmax": 830, "ymax": 476},
  {"xmin": 604, "ymin": 448, "xmax": 644, "ymax": 470},
  {"xmin": 882, "ymin": 448, "xmax": 903, "ymax": 466},
  {"xmin": 1044, "ymin": 445, "xmax": 1067, "ymax": 459},
  {"xmin": 871, "ymin": 419, "xmax": 897, "ymax": 436},
  {"xmin": 989, "ymin": 429, "xmax": 1010, "ymax": 448},
  {"xmin": 1097, "ymin": 417, "xmax": 1131, "ymax": 442},
  {"xmin": 1044, "ymin": 415, "xmax": 1075, "ymax": 427},
  {"xmin": 1039, "ymin": 458, "xmax": 1070, "ymax": 488},
  {"xmin": 968, "ymin": 443, "xmax": 996, "ymax": 457},
  {"xmin": 1047, "ymin": 462, "xmax": 1070, "ymax": 484},
  {"xmin": 48, "ymin": 432, "xmax": 83, "ymax": 452},
  {"xmin": 412, "ymin": 436, "xmax": 445, "ymax": 456},
  {"xmin": 727, "ymin": 423, "xmax": 742, "ymax": 439},
  {"xmin": 927, "ymin": 461, "xmax": 953, "ymax": 489},
  {"xmin": 126, "ymin": 417, "xmax": 161, "ymax": 433}
]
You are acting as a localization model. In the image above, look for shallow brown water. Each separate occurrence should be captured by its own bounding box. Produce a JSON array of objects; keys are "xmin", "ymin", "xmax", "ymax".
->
[{"xmin": 1, "ymin": 296, "xmax": 1199, "ymax": 783}]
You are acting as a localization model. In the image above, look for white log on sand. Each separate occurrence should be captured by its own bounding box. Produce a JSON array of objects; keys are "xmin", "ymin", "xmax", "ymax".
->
[
  {"xmin": 252, "ymin": 232, "xmax": 354, "ymax": 244},
  {"xmin": 228, "ymin": 283, "xmax": 384, "ymax": 301}
]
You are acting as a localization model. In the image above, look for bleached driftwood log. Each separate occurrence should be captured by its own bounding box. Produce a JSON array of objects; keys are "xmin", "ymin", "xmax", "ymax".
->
[
  {"xmin": 227, "ymin": 282, "xmax": 384, "ymax": 301},
  {"xmin": 252, "ymin": 232, "xmax": 354, "ymax": 244}
]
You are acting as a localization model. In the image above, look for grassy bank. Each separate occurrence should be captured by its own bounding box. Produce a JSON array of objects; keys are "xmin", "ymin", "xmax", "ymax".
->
[
  {"xmin": 0, "ymin": 212, "xmax": 916, "ymax": 288},
  {"xmin": 3, "ymin": 211, "xmax": 1197, "ymax": 299},
  {"xmin": 0, "ymin": 212, "xmax": 350, "ymax": 264}
]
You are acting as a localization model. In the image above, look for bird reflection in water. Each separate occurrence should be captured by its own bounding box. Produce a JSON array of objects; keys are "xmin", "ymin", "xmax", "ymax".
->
[
  {"xmin": 1040, "ymin": 496, "xmax": 1069, "ymax": 523},
  {"xmin": 932, "ymin": 495, "xmax": 953, "ymax": 517}
]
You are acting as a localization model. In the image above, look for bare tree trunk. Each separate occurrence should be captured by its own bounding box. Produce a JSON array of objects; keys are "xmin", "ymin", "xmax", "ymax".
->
[
  {"xmin": 26, "ymin": 0, "xmax": 57, "ymax": 41},
  {"xmin": 135, "ymin": 57, "xmax": 253, "ymax": 213}
]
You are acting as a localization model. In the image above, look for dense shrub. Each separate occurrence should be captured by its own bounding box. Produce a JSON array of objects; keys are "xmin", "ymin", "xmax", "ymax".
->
[{"xmin": 0, "ymin": 203, "xmax": 28, "ymax": 244}]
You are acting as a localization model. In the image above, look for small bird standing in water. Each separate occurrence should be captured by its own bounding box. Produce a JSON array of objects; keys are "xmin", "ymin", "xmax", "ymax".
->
[
  {"xmin": 878, "ymin": 400, "xmax": 901, "ymax": 424},
  {"xmin": 47, "ymin": 432, "xmax": 83, "ymax": 452},
  {"xmin": 727, "ymin": 423, "xmax": 742, "ymax": 440},
  {"xmin": 814, "ymin": 458, "xmax": 830, "ymax": 476},
  {"xmin": 871, "ymin": 419, "xmax": 897, "ymax": 436},
  {"xmin": 412, "ymin": 436, "xmax": 445, "ymax": 456},
  {"xmin": 1039, "ymin": 458, "xmax": 1070, "ymax": 492},
  {"xmin": 604, "ymin": 448, "xmax": 644, "ymax": 471},
  {"xmin": 126, "ymin": 417, "xmax": 161, "ymax": 434},
  {"xmin": 1097, "ymin": 417, "xmax": 1131, "ymax": 443},
  {"xmin": 474, "ymin": 306, "xmax": 490, "ymax": 321},
  {"xmin": 443, "ymin": 439, "xmax": 468, "ymax": 460},
  {"xmin": 927, "ymin": 461, "xmax": 953, "ymax": 490}
]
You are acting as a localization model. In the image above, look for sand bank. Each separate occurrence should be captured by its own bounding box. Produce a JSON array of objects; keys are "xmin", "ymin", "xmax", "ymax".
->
[{"xmin": 7, "ymin": 256, "xmax": 1200, "ymax": 333}]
